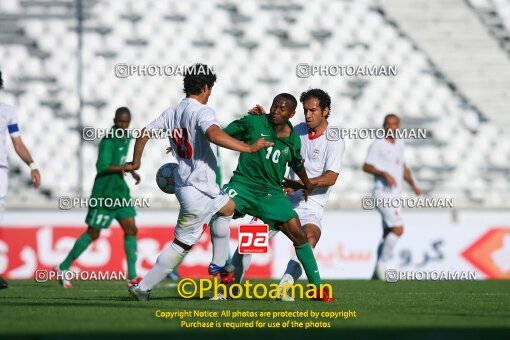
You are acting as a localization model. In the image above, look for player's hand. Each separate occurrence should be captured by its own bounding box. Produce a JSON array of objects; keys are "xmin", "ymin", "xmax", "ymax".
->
[
  {"xmin": 413, "ymin": 186, "xmax": 423, "ymax": 196},
  {"xmin": 31, "ymin": 169, "xmax": 41, "ymax": 189},
  {"xmin": 131, "ymin": 171, "xmax": 141, "ymax": 185},
  {"xmin": 383, "ymin": 172, "xmax": 397, "ymax": 187},
  {"xmin": 248, "ymin": 104, "xmax": 266, "ymax": 115},
  {"xmin": 283, "ymin": 187, "xmax": 294, "ymax": 196},
  {"xmin": 249, "ymin": 137, "xmax": 274, "ymax": 153},
  {"xmin": 283, "ymin": 177, "xmax": 304, "ymax": 190},
  {"xmin": 123, "ymin": 162, "xmax": 140, "ymax": 176},
  {"xmin": 303, "ymin": 180, "xmax": 318, "ymax": 201}
]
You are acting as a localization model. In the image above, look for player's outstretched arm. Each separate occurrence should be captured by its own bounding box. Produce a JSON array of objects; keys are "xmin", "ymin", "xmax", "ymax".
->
[
  {"xmin": 206, "ymin": 125, "xmax": 273, "ymax": 153},
  {"xmin": 362, "ymin": 163, "xmax": 396, "ymax": 187},
  {"xmin": 124, "ymin": 128, "xmax": 150, "ymax": 172},
  {"xmin": 11, "ymin": 136, "xmax": 40, "ymax": 188}
]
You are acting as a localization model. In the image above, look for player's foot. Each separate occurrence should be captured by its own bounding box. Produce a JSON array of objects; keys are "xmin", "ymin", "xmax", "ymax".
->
[
  {"xmin": 128, "ymin": 284, "xmax": 151, "ymax": 301},
  {"xmin": 0, "ymin": 277, "xmax": 8, "ymax": 289},
  {"xmin": 312, "ymin": 286, "xmax": 335, "ymax": 303},
  {"xmin": 278, "ymin": 274, "xmax": 295, "ymax": 302},
  {"xmin": 209, "ymin": 292, "xmax": 227, "ymax": 301},
  {"xmin": 54, "ymin": 265, "xmax": 72, "ymax": 288},
  {"xmin": 374, "ymin": 263, "xmax": 387, "ymax": 281},
  {"xmin": 126, "ymin": 277, "xmax": 142, "ymax": 287},
  {"xmin": 208, "ymin": 263, "xmax": 235, "ymax": 285}
]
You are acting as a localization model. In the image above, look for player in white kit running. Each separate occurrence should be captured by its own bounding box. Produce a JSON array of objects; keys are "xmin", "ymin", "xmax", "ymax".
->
[
  {"xmin": 0, "ymin": 70, "xmax": 41, "ymax": 289},
  {"xmin": 362, "ymin": 114, "xmax": 422, "ymax": 280},
  {"xmin": 230, "ymin": 89, "xmax": 345, "ymax": 301},
  {"xmin": 125, "ymin": 64, "xmax": 272, "ymax": 301}
]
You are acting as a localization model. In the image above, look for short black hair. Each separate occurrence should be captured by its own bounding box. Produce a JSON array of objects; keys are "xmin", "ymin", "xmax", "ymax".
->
[
  {"xmin": 383, "ymin": 113, "xmax": 399, "ymax": 125},
  {"xmin": 0, "ymin": 70, "xmax": 3, "ymax": 90},
  {"xmin": 300, "ymin": 88, "xmax": 331, "ymax": 118},
  {"xmin": 115, "ymin": 106, "xmax": 131, "ymax": 119},
  {"xmin": 183, "ymin": 63, "xmax": 217, "ymax": 96},
  {"xmin": 274, "ymin": 93, "xmax": 297, "ymax": 111}
]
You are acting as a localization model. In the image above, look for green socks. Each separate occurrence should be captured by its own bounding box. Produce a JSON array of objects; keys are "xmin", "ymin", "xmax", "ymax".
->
[
  {"xmin": 60, "ymin": 233, "xmax": 93, "ymax": 270},
  {"xmin": 295, "ymin": 242, "xmax": 321, "ymax": 288},
  {"xmin": 124, "ymin": 235, "xmax": 138, "ymax": 280}
]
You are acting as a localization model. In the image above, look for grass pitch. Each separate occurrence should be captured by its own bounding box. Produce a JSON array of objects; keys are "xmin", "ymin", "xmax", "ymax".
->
[{"xmin": 0, "ymin": 279, "xmax": 509, "ymax": 339}]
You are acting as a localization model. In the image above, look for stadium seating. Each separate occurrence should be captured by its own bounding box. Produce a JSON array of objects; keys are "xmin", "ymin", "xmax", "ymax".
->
[{"xmin": 1, "ymin": 0, "xmax": 509, "ymax": 208}]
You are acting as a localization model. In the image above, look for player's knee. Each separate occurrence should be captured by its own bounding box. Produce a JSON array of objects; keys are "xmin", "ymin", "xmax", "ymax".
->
[
  {"xmin": 392, "ymin": 227, "xmax": 404, "ymax": 236},
  {"xmin": 87, "ymin": 228, "xmax": 100, "ymax": 240},
  {"xmin": 218, "ymin": 199, "xmax": 236, "ymax": 217},
  {"xmin": 125, "ymin": 225, "xmax": 138, "ymax": 236}
]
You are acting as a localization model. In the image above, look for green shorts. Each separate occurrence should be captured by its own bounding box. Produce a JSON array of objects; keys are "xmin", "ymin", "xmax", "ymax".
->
[
  {"xmin": 223, "ymin": 180, "xmax": 297, "ymax": 228},
  {"xmin": 85, "ymin": 206, "xmax": 136, "ymax": 229}
]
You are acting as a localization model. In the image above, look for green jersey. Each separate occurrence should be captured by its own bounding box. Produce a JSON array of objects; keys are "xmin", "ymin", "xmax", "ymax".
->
[
  {"xmin": 223, "ymin": 114, "xmax": 304, "ymax": 192},
  {"xmin": 90, "ymin": 126, "xmax": 131, "ymax": 202}
]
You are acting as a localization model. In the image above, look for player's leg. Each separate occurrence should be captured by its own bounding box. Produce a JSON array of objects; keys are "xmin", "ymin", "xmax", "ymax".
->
[
  {"xmin": 277, "ymin": 218, "xmax": 322, "ymax": 288},
  {"xmin": 231, "ymin": 218, "xmax": 279, "ymax": 283},
  {"xmin": 209, "ymin": 198, "xmax": 235, "ymax": 270},
  {"xmin": 117, "ymin": 212, "xmax": 139, "ymax": 284},
  {"xmin": 282, "ymin": 223, "xmax": 321, "ymax": 284},
  {"xmin": 131, "ymin": 186, "xmax": 230, "ymax": 299},
  {"xmin": 57, "ymin": 209, "xmax": 112, "ymax": 288},
  {"xmin": 374, "ymin": 206, "xmax": 403, "ymax": 279}
]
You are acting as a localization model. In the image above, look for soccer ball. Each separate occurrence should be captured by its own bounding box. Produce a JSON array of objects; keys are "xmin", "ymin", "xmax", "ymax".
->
[{"xmin": 156, "ymin": 163, "xmax": 178, "ymax": 194}]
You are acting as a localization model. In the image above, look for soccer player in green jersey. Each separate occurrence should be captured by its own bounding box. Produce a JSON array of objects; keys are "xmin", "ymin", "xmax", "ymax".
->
[
  {"xmin": 221, "ymin": 93, "xmax": 333, "ymax": 302},
  {"xmin": 55, "ymin": 107, "xmax": 141, "ymax": 288}
]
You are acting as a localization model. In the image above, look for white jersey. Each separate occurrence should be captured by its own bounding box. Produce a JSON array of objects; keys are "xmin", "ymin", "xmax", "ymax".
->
[
  {"xmin": 0, "ymin": 102, "xmax": 21, "ymax": 169},
  {"xmin": 365, "ymin": 138, "xmax": 405, "ymax": 196},
  {"xmin": 288, "ymin": 123, "xmax": 345, "ymax": 207},
  {"xmin": 146, "ymin": 98, "xmax": 221, "ymax": 197}
]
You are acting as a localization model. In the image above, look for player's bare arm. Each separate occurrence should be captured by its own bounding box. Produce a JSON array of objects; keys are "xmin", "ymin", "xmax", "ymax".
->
[
  {"xmin": 293, "ymin": 167, "xmax": 317, "ymax": 201},
  {"xmin": 404, "ymin": 164, "xmax": 422, "ymax": 195},
  {"xmin": 124, "ymin": 129, "xmax": 150, "ymax": 172},
  {"xmin": 283, "ymin": 170, "xmax": 338, "ymax": 192},
  {"xmin": 362, "ymin": 162, "xmax": 396, "ymax": 187},
  {"xmin": 205, "ymin": 124, "xmax": 273, "ymax": 153},
  {"xmin": 11, "ymin": 136, "xmax": 40, "ymax": 188}
]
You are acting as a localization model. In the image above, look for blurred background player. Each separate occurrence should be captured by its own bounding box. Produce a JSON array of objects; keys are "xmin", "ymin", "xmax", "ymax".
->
[
  {"xmin": 232, "ymin": 89, "xmax": 345, "ymax": 301},
  {"xmin": 126, "ymin": 63, "xmax": 272, "ymax": 301},
  {"xmin": 217, "ymin": 93, "xmax": 333, "ymax": 301},
  {"xmin": 55, "ymin": 107, "xmax": 142, "ymax": 288},
  {"xmin": 362, "ymin": 114, "xmax": 422, "ymax": 280},
  {"xmin": 0, "ymin": 70, "xmax": 41, "ymax": 289}
]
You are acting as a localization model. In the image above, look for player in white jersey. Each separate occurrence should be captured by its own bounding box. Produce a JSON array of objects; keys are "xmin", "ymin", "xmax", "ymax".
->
[
  {"xmin": 125, "ymin": 64, "xmax": 272, "ymax": 301},
  {"xmin": 0, "ymin": 71, "xmax": 41, "ymax": 289},
  {"xmin": 229, "ymin": 89, "xmax": 344, "ymax": 301},
  {"xmin": 363, "ymin": 114, "xmax": 422, "ymax": 280}
]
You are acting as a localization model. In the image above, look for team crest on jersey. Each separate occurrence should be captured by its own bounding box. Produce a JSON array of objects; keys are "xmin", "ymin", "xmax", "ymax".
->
[
  {"xmin": 282, "ymin": 146, "xmax": 289, "ymax": 155},
  {"xmin": 312, "ymin": 149, "xmax": 320, "ymax": 159}
]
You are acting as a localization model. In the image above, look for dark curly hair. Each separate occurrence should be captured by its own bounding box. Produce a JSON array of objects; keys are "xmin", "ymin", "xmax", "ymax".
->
[
  {"xmin": 183, "ymin": 63, "xmax": 217, "ymax": 96},
  {"xmin": 300, "ymin": 88, "xmax": 331, "ymax": 119}
]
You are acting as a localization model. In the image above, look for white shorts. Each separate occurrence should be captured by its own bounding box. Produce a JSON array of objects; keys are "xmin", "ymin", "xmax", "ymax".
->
[
  {"xmin": 174, "ymin": 185, "xmax": 229, "ymax": 246},
  {"xmin": 0, "ymin": 167, "xmax": 7, "ymax": 214},
  {"xmin": 289, "ymin": 194, "xmax": 324, "ymax": 230},
  {"xmin": 373, "ymin": 191, "xmax": 403, "ymax": 228}
]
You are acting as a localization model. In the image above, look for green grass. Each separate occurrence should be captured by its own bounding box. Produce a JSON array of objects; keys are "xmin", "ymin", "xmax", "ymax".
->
[{"xmin": 0, "ymin": 280, "xmax": 509, "ymax": 339}]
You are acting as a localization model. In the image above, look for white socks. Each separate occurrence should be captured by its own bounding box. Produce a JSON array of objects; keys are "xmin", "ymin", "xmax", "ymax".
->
[
  {"xmin": 210, "ymin": 214, "xmax": 233, "ymax": 267},
  {"xmin": 282, "ymin": 255, "xmax": 303, "ymax": 283},
  {"xmin": 139, "ymin": 242, "xmax": 188, "ymax": 291},
  {"xmin": 231, "ymin": 248, "xmax": 252, "ymax": 283},
  {"xmin": 378, "ymin": 232, "xmax": 400, "ymax": 264}
]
